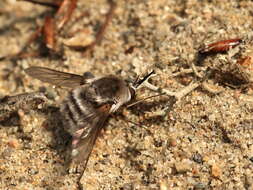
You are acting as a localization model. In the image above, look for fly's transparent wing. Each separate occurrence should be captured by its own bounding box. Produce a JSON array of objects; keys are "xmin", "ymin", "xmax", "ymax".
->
[
  {"xmin": 71, "ymin": 104, "xmax": 111, "ymax": 164},
  {"xmin": 25, "ymin": 67, "xmax": 87, "ymax": 88}
]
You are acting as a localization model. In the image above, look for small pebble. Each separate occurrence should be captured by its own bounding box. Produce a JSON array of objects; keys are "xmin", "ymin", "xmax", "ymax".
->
[
  {"xmin": 192, "ymin": 152, "xmax": 203, "ymax": 164},
  {"xmin": 1, "ymin": 147, "xmax": 14, "ymax": 159},
  {"xmin": 7, "ymin": 138, "xmax": 20, "ymax": 149},
  {"xmin": 160, "ymin": 179, "xmax": 169, "ymax": 190},
  {"xmin": 193, "ymin": 182, "xmax": 207, "ymax": 190},
  {"xmin": 168, "ymin": 137, "xmax": 177, "ymax": 147},
  {"xmin": 174, "ymin": 161, "xmax": 192, "ymax": 173},
  {"xmin": 211, "ymin": 164, "xmax": 222, "ymax": 178}
]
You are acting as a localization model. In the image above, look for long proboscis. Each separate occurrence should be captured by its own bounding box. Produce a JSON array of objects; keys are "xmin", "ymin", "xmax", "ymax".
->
[{"xmin": 127, "ymin": 92, "xmax": 166, "ymax": 108}]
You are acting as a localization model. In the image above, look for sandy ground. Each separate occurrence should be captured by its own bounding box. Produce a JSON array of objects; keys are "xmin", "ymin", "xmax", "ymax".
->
[{"xmin": 0, "ymin": 0, "xmax": 253, "ymax": 190}]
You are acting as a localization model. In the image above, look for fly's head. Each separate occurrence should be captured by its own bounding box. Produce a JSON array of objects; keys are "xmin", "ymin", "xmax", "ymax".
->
[
  {"xmin": 127, "ymin": 70, "xmax": 155, "ymax": 99},
  {"xmin": 100, "ymin": 70, "xmax": 155, "ymax": 113}
]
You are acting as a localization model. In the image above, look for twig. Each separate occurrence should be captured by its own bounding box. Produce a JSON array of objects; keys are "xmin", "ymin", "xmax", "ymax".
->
[
  {"xmin": 82, "ymin": 0, "xmax": 116, "ymax": 53},
  {"xmin": 17, "ymin": 0, "xmax": 62, "ymax": 8},
  {"xmin": 201, "ymin": 80, "xmax": 224, "ymax": 94},
  {"xmin": 144, "ymin": 80, "xmax": 201, "ymax": 100},
  {"xmin": 56, "ymin": 0, "xmax": 77, "ymax": 30},
  {"xmin": 190, "ymin": 62, "xmax": 204, "ymax": 78},
  {"xmin": 43, "ymin": 16, "xmax": 56, "ymax": 49}
]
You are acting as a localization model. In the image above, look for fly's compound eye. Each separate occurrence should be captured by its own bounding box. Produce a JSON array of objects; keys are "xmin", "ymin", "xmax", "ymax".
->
[{"xmin": 82, "ymin": 72, "xmax": 94, "ymax": 79}]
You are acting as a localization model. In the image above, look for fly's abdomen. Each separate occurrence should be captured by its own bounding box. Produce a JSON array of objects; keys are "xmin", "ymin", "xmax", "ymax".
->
[{"xmin": 60, "ymin": 87, "xmax": 95, "ymax": 136}]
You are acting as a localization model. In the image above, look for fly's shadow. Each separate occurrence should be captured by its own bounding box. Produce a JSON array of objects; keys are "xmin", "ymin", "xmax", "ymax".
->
[
  {"xmin": 0, "ymin": 92, "xmax": 46, "ymax": 125},
  {"xmin": 126, "ymin": 95, "xmax": 176, "ymax": 126},
  {"xmin": 0, "ymin": 92, "xmax": 75, "ymax": 189},
  {"xmin": 40, "ymin": 105, "xmax": 72, "ymax": 161}
]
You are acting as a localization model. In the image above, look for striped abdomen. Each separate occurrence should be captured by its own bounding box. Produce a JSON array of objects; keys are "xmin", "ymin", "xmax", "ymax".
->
[{"xmin": 60, "ymin": 86, "xmax": 95, "ymax": 137}]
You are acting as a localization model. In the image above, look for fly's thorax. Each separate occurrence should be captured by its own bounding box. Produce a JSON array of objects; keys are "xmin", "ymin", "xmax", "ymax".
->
[{"xmin": 90, "ymin": 75, "xmax": 133, "ymax": 112}]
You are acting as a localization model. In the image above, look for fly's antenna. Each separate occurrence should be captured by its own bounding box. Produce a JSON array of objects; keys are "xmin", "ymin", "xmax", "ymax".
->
[
  {"xmin": 128, "ymin": 70, "xmax": 167, "ymax": 107},
  {"xmin": 132, "ymin": 70, "xmax": 155, "ymax": 89}
]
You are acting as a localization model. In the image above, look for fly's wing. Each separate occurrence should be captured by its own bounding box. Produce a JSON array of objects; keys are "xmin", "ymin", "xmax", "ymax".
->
[
  {"xmin": 25, "ymin": 66, "xmax": 88, "ymax": 88},
  {"xmin": 71, "ymin": 104, "xmax": 111, "ymax": 164}
]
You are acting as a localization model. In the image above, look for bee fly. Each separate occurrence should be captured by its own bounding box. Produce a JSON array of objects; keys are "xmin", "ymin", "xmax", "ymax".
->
[{"xmin": 25, "ymin": 67, "xmax": 154, "ymax": 165}]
